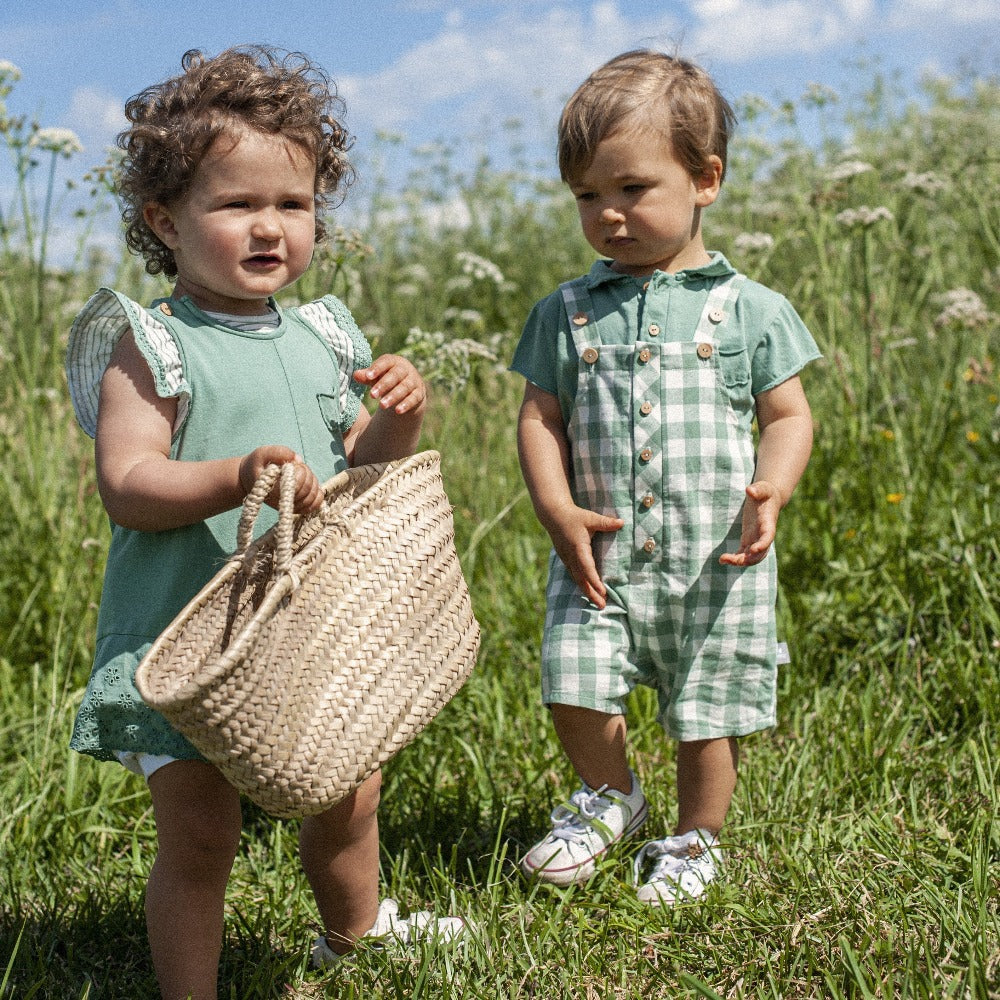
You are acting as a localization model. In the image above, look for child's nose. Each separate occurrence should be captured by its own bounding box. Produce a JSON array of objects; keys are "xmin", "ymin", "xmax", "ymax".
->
[
  {"xmin": 601, "ymin": 204, "xmax": 625, "ymax": 223},
  {"xmin": 251, "ymin": 210, "xmax": 282, "ymax": 240}
]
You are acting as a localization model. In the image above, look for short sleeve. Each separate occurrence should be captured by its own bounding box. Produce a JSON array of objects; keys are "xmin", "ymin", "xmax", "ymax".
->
[
  {"xmin": 295, "ymin": 296, "xmax": 373, "ymax": 433},
  {"xmin": 742, "ymin": 289, "xmax": 822, "ymax": 395},
  {"xmin": 511, "ymin": 289, "xmax": 582, "ymax": 419},
  {"xmin": 65, "ymin": 288, "xmax": 190, "ymax": 438}
]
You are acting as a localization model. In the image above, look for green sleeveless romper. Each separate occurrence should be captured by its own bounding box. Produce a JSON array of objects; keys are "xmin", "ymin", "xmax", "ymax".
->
[{"xmin": 65, "ymin": 290, "xmax": 372, "ymax": 761}]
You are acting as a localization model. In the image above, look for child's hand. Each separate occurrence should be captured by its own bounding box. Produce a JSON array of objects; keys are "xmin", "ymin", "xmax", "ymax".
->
[
  {"xmin": 239, "ymin": 445, "xmax": 324, "ymax": 515},
  {"xmin": 719, "ymin": 480, "xmax": 782, "ymax": 567},
  {"xmin": 354, "ymin": 355, "xmax": 427, "ymax": 415},
  {"xmin": 545, "ymin": 502, "xmax": 624, "ymax": 609}
]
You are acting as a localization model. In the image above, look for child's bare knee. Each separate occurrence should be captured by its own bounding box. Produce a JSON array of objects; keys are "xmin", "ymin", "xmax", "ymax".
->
[{"xmin": 303, "ymin": 771, "xmax": 382, "ymax": 846}]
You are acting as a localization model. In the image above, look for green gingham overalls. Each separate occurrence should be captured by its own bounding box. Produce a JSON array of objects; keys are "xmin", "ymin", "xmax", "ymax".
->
[{"xmin": 541, "ymin": 273, "xmax": 779, "ymax": 740}]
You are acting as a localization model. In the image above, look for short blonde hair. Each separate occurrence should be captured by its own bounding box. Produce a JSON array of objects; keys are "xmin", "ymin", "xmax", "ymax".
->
[
  {"xmin": 558, "ymin": 50, "xmax": 736, "ymax": 184},
  {"xmin": 117, "ymin": 46, "xmax": 354, "ymax": 277}
]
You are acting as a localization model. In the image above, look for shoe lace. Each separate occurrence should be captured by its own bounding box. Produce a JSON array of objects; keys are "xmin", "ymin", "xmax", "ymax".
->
[
  {"xmin": 632, "ymin": 835, "xmax": 692, "ymax": 886},
  {"xmin": 549, "ymin": 786, "xmax": 611, "ymax": 843}
]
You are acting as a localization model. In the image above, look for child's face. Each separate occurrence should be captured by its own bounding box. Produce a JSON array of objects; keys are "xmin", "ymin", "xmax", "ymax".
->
[
  {"xmin": 568, "ymin": 128, "xmax": 721, "ymax": 277},
  {"xmin": 143, "ymin": 127, "xmax": 317, "ymax": 315}
]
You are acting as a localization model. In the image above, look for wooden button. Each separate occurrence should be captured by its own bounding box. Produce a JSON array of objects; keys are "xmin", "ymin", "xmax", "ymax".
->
[
  {"xmin": 648, "ymin": 323, "xmax": 660, "ymax": 337},
  {"xmin": 639, "ymin": 401, "xmax": 653, "ymax": 415},
  {"xmin": 572, "ymin": 312, "xmax": 589, "ymax": 326},
  {"xmin": 159, "ymin": 302, "xmax": 173, "ymax": 316},
  {"xmin": 639, "ymin": 448, "xmax": 653, "ymax": 462},
  {"xmin": 638, "ymin": 348, "xmax": 651, "ymax": 363},
  {"xmin": 642, "ymin": 538, "xmax": 656, "ymax": 553},
  {"xmin": 697, "ymin": 342, "xmax": 714, "ymax": 359},
  {"xmin": 641, "ymin": 494, "xmax": 655, "ymax": 508},
  {"xmin": 709, "ymin": 308, "xmax": 724, "ymax": 323},
  {"xmin": 582, "ymin": 347, "xmax": 599, "ymax": 364}
]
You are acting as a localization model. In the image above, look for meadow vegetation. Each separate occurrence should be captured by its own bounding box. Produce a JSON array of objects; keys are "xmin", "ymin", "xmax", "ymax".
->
[{"xmin": 1, "ymin": 58, "xmax": 998, "ymax": 997}]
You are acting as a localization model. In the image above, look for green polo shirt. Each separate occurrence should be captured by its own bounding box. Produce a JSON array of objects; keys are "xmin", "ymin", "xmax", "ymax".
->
[{"xmin": 512, "ymin": 253, "xmax": 821, "ymax": 426}]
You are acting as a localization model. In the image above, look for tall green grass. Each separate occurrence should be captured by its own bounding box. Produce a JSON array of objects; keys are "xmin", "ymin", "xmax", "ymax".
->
[{"xmin": 1, "ymin": 62, "xmax": 997, "ymax": 997}]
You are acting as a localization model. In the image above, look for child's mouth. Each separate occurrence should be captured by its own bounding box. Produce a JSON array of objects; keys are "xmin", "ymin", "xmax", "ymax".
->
[{"xmin": 246, "ymin": 254, "xmax": 281, "ymax": 266}]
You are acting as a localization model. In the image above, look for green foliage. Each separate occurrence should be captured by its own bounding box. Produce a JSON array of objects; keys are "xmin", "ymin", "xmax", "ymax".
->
[{"xmin": 0, "ymin": 65, "xmax": 997, "ymax": 997}]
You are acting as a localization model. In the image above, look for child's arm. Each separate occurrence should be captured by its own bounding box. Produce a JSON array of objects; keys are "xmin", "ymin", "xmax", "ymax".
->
[
  {"xmin": 96, "ymin": 331, "xmax": 322, "ymax": 532},
  {"xmin": 517, "ymin": 383, "xmax": 623, "ymax": 609},
  {"xmin": 345, "ymin": 354, "xmax": 427, "ymax": 466},
  {"xmin": 720, "ymin": 374, "xmax": 813, "ymax": 567}
]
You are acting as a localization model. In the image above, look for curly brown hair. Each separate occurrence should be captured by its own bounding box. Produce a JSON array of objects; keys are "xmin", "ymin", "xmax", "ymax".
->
[
  {"xmin": 117, "ymin": 45, "xmax": 354, "ymax": 277},
  {"xmin": 558, "ymin": 50, "xmax": 736, "ymax": 186}
]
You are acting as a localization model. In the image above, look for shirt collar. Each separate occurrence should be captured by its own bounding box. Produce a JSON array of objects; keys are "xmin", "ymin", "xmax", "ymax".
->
[{"xmin": 582, "ymin": 251, "xmax": 737, "ymax": 289}]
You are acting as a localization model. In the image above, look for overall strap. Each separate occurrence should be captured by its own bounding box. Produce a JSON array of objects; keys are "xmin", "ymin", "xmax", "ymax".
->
[
  {"xmin": 559, "ymin": 280, "xmax": 600, "ymax": 352},
  {"xmin": 691, "ymin": 273, "xmax": 745, "ymax": 343}
]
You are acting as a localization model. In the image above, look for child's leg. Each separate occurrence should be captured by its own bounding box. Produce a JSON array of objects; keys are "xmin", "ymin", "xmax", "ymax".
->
[
  {"xmin": 550, "ymin": 703, "xmax": 632, "ymax": 793},
  {"xmin": 146, "ymin": 760, "xmax": 243, "ymax": 1000},
  {"xmin": 299, "ymin": 770, "xmax": 381, "ymax": 954},
  {"xmin": 521, "ymin": 704, "xmax": 646, "ymax": 885},
  {"xmin": 675, "ymin": 736, "xmax": 739, "ymax": 835}
]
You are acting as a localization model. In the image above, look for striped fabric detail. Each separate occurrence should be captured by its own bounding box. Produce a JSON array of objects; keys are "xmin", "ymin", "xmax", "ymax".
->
[
  {"xmin": 65, "ymin": 289, "xmax": 188, "ymax": 438},
  {"xmin": 297, "ymin": 296, "xmax": 373, "ymax": 433}
]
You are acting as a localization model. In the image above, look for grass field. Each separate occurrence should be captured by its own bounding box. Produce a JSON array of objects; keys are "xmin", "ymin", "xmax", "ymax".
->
[{"xmin": 1, "ymin": 61, "xmax": 998, "ymax": 997}]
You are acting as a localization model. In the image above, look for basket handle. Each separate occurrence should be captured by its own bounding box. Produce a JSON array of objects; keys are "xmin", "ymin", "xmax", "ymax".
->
[{"xmin": 236, "ymin": 463, "xmax": 296, "ymax": 574}]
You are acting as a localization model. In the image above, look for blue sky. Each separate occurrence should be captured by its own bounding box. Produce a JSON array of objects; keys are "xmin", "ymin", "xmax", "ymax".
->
[{"xmin": 3, "ymin": 0, "xmax": 999, "ymax": 256}]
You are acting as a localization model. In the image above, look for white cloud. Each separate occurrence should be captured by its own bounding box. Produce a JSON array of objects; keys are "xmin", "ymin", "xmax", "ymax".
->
[
  {"xmin": 686, "ymin": 0, "xmax": 870, "ymax": 61},
  {"xmin": 887, "ymin": 0, "xmax": 1000, "ymax": 29},
  {"xmin": 64, "ymin": 86, "xmax": 125, "ymax": 162},
  {"xmin": 339, "ymin": 2, "xmax": 679, "ymax": 140},
  {"xmin": 686, "ymin": 0, "xmax": 999, "ymax": 62},
  {"xmin": 338, "ymin": 0, "xmax": 997, "ymax": 148}
]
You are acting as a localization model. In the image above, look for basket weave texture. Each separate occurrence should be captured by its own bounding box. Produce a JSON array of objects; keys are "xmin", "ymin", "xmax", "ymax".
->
[{"xmin": 135, "ymin": 451, "xmax": 480, "ymax": 818}]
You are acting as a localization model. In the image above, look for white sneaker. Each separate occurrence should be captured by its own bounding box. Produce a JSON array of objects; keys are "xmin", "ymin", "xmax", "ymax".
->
[
  {"xmin": 311, "ymin": 898, "xmax": 468, "ymax": 968},
  {"xmin": 633, "ymin": 829, "xmax": 723, "ymax": 905},
  {"xmin": 520, "ymin": 771, "xmax": 648, "ymax": 886}
]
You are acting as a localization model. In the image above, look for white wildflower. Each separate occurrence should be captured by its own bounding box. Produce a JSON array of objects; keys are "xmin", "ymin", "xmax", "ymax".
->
[
  {"xmin": 0, "ymin": 60, "xmax": 22, "ymax": 82},
  {"xmin": 802, "ymin": 82, "xmax": 839, "ymax": 108},
  {"xmin": 443, "ymin": 307, "xmax": 484, "ymax": 327},
  {"xmin": 826, "ymin": 160, "xmax": 874, "ymax": 182},
  {"xmin": 835, "ymin": 206, "xmax": 894, "ymax": 229},
  {"xmin": 403, "ymin": 326, "xmax": 498, "ymax": 391},
  {"xmin": 395, "ymin": 283, "xmax": 420, "ymax": 298},
  {"xmin": 400, "ymin": 262, "xmax": 431, "ymax": 284},
  {"xmin": 455, "ymin": 250, "xmax": 504, "ymax": 286},
  {"xmin": 933, "ymin": 288, "xmax": 994, "ymax": 329},
  {"xmin": 899, "ymin": 171, "xmax": 948, "ymax": 196},
  {"xmin": 735, "ymin": 93, "xmax": 773, "ymax": 122},
  {"xmin": 733, "ymin": 232, "xmax": 775, "ymax": 254},
  {"xmin": 29, "ymin": 127, "xmax": 83, "ymax": 156},
  {"xmin": 444, "ymin": 275, "xmax": 473, "ymax": 293}
]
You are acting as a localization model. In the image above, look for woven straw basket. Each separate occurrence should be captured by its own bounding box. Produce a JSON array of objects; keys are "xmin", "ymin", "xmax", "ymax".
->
[{"xmin": 135, "ymin": 450, "xmax": 479, "ymax": 818}]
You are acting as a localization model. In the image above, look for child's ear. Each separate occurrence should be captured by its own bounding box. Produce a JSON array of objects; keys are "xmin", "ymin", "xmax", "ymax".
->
[
  {"xmin": 143, "ymin": 202, "xmax": 180, "ymax": 248},
  {"xmin": 695, "ymin": 155, "xmax": 723, "ymax": 207}
]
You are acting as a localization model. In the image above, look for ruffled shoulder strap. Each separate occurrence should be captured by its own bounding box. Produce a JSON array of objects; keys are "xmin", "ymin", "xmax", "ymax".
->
[
  {"xmin": 293, "ymin": 295, "xmax": 373, "ymax": 433},
  {"xmin": 65, "ymin": 288, "xmax": 190, "ymax": 438}
]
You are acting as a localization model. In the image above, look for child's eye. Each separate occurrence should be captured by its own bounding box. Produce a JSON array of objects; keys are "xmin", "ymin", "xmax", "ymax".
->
[
  {"xmin": 282, "ymin": 200, "xmax": 310, "ymax": 210},
  {"xmin": 623, "ymin": 184, "xmax": 645, "ymax": 194},
  {"xmin": 574, "ymin": 191, "xmax": 596, "ymax": 202}
]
